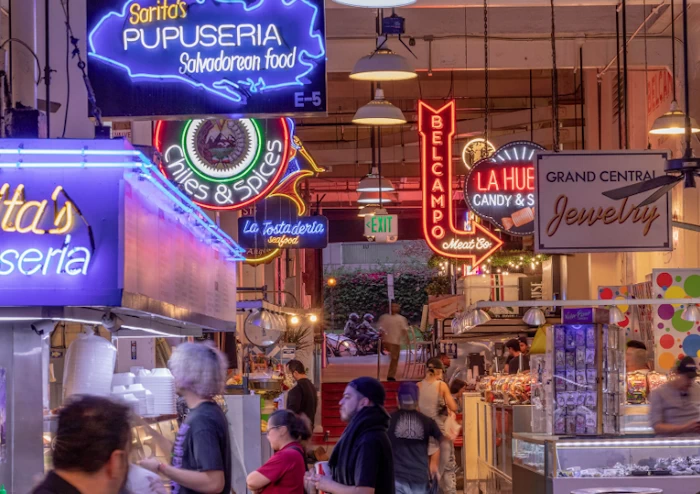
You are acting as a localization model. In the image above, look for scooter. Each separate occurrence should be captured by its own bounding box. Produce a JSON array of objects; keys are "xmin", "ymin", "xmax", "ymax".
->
[
  {"xmin": 355, "ymin": 332, "xmax": 381, "ymax": 356},
  {"xmin": 325, "ymin": 332, "xmax": 359, "ymax": 358}
]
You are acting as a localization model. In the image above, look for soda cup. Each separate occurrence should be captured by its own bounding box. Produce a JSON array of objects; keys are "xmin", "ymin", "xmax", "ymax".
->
[{"xmin": 314, "ymin": 461, "xmax": 329, "ymax": 494}]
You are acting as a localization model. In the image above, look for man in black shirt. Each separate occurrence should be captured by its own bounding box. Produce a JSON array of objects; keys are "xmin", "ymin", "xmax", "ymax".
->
[
  {"xmin": 310, "ymin": 377, "xmax": 395, "ymax": 494},
  {"xmin": 286, "ymin": 359, "xmax": 318, "ymax": 429},
  {"xmin": 505, "ymin": 338, "xmax": 530, "ymax": 374},
  {"xmin": 32, "ymin": 396, "xmax": 133, "ymax": 494},
  {"xmin": 389, "ymin": 382, "xmax": 443, "ymax": 494}
]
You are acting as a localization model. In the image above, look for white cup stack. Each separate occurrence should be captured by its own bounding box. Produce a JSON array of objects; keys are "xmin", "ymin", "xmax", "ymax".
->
[
  {"xmin": 139, "ymin": 368, "xmax": 176, "ymax": 416},
  {"xmin": 134, "ymin": 369, "xmax": 151, "ymax": 384},
  {"xmin": 112, "ymin": 372, "xmax": 135, "ymax": 387}
]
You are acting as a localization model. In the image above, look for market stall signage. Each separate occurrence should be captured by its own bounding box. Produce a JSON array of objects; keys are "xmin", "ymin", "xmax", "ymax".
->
[
  {"xmin": 87, "ymin": 0, "xmax": 327, "ymax": 119},
  {"xmin": 154, "ymin": 118, "xmax": 290, "ymax": 210},
  {"xmin": 418, "ymin": 100, "xmax": 503, "ymax": 267},
  {"xmin": 238, "ymin": 217, "xmax": 328, "ymax": 249},
  {"xmin": 465, "ymin": 141, "xmax": 544, "ymax": 236},
  {"xmin": 461, "ymin": 138, "xmax": 495, "ymax": 171},
  {"xmin": 0, "ymin": 184, "xmax": 90, "ymax": 276},
  {"xmin": 535, "ymin": 151, "xmax": 672, "ymax": 253}
]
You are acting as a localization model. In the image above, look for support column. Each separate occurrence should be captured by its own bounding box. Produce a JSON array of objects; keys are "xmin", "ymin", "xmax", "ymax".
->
[{"xmin": 10, "ymin": 0, "xmax": 38, "ymax": 109}]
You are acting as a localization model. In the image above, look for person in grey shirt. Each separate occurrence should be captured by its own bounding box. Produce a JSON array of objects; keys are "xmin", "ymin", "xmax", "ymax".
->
[{"xmin": 649, "ymin": 356, "xmax": 700, "ymax": 436}]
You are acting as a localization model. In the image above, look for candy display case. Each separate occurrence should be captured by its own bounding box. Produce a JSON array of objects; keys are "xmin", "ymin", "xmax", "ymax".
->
[{"xmin": 512, "ymin": 434, "xmax": 700, "ymax": 494}]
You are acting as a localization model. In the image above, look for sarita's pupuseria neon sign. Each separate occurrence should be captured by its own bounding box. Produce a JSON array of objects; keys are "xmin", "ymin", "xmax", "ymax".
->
[
  {"xmin": 87, "ymin": 0, "xmax": 327, "ymax": 116},
  {"xmin": 418, "ymin": 100, "xmax": 503, "ymax": 267},
  {"xmin": 0, "ymin": 184, "xmax": 91, "ymax": 276}
]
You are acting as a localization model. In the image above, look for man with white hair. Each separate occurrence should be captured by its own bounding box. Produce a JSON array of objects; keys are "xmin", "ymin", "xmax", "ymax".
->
[{"xmin": 140, "ymin": 342, "xmax": 231, "ymax": 494}]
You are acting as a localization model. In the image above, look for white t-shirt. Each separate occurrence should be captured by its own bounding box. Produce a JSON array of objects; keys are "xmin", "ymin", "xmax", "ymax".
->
[{"xmin": 379, "ymin": 313, "xmax": 409, "ymax": 345}]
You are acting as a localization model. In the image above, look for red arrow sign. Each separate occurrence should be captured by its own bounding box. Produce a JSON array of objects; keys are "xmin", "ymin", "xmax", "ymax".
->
[{"xmin": 418, "ymin": 100, "xmax": 503, "ymax": 268}]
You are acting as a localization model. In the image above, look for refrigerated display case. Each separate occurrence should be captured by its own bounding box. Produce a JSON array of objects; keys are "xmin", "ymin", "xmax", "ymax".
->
[{"xmin": 512, "ymin": 433, "xmax": 700, "ymax": 494}]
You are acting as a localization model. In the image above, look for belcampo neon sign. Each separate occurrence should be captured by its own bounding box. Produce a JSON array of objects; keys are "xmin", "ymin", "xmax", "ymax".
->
[
  {"xmin": 0, "ymin": 184, "xmax": 91, "ymax": 276},
  {"xmin": 418, "ymin": 100, "xmax": 503, "ymax": 267}
]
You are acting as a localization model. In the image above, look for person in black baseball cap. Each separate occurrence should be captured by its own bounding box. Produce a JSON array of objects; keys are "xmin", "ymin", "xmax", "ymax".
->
[
  {"xmin": 309, "ymin": 377, "xmax": 395, "ymax": 493},
  {"xmin": 649, "ymin": 356, "xmax": 700, "ymax": 436}
]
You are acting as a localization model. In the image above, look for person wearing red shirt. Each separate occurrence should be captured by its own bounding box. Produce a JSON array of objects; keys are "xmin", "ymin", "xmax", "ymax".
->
[{"xmin": 247, "ymin": 410, "xmax": 311, "ymax": 493}]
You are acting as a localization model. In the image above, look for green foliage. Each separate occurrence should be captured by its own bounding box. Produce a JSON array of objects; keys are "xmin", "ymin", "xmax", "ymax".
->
[
  {"xmin": 324, "ymin": 269, "xmax": 433, "ymax": 327},
  {"xmin": 426, "ymin": 275, "xmax": 451, "ymax": 296}
]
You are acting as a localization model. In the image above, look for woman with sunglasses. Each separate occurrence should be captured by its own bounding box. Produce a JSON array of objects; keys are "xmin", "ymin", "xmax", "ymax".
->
[{"xmin": 247, "ymin": 410, "xmax": 311, "ymax": 493}]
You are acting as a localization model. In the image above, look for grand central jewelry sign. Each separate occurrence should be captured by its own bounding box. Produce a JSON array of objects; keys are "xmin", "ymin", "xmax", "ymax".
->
[
  {"xmin": 87, "ymin": 0, "xmax": 327, "ymax": 119},
  {"xmin": 534, "ymin": 151, "xmax": 672, "ymax": 253}
]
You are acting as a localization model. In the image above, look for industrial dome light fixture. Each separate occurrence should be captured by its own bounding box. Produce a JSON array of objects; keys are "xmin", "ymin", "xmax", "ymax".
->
[
  {"xmin": 522, "ymin": 307, "xmax": 546, "ymax": 326},
  {"xmin": 681, "ymin": 304, "xmax": 700, "ymax": 322},
  {"xmin": 333, "ymin": 0, "xmax": 416, "ymax": 8},
  {"xmin": 357, "ymin": 204, "xmax": 381, "ymax": 217},
  {"xmin": 464, "ymin": 308, "xmax": 492, "ymax": 327},
  {"xmin": 649, "ymin": 101, "xmax": 700, "ymax": 135},
  {"xmin": 352, "ymin": 88, "xmax": 406, "ymax": 126},
  {"xmin": 608, "ymin": 306, "xmax": 627, "ymax": 325},
  {"xmin": 350, "ymin": 48, "xmax": 417, "ymax": 82},
  {"xmin": 357, "ymin": 166, "xmax": 395, "ymax": 192},
  {"xmin": 357, "ymin": 191, "xmax": 396, "ymax": 204}
]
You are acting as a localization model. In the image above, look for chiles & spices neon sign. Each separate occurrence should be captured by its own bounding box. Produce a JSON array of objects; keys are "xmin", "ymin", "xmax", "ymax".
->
[
  {"xmin": 0, "ymin": 184, "xmax": 91, "ymax": 276},
  {"xmin": 418, "ymin": 100, "xmax": 503, "ymax": 267}
]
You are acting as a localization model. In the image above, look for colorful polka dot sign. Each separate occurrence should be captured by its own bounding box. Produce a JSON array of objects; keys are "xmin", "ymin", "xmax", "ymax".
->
[
  {"xmin": 598, "ymin": 285, "xmax": 633, "ymax": 336},
  {"xmin": 653, "ymin": 269, "xmax": 700, "ymax": 371}
]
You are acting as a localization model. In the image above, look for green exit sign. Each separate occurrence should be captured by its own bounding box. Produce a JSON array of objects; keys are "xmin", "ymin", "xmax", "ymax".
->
[{"xmin": 364, "ymin": 214, "xmax": 398, "ymax": 240}]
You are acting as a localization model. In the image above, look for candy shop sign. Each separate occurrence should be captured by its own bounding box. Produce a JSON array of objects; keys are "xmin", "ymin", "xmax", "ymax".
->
[
  {"xmin": 465, "ymin": 141, "xmax": 544, "ymax": 236},
  {"xmin": 535, "ymin": 151, "xmax": 672, "ymax": 253},
  {"xmin": 0, "ymin": 183, "xmax": 91, "ymax": 276},
  {"xmin": 418, "ymin": 100, "xmax": 503, "ymax": 267}
]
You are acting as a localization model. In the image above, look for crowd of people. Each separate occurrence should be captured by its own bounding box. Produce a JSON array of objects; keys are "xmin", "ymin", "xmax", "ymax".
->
[{"xmin": 35, "ymin": 339, "xmax": 461, "ymax": 494}]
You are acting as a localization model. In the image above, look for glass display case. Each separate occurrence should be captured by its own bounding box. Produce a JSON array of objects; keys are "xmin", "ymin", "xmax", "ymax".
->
[{"xmin": 512, "ymin": 433, "xmax": 700, "ymax": 494}]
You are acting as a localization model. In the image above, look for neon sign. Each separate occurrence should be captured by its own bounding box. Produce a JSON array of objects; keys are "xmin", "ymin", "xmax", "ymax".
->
[
  {"xmin": 0, "ymin": 235, "xmax": 91, "ymax": 276},
  {"xmin": 461, "ymin": 138, "xmax": 495, "ymax": 171},
  {"xmin": 1, "ymin": 184, "xmax": 75, "ymax": 235},
  {"xmin": 418, "ymin": 100, "xmax": 503, "ymax": 267},
  {"xmin": 465, "ymin": 141, "xmax": 544, "ymax": 236},
  {"xmin": 154, "ymin": 117, "xmax": 290, "ymax": 210},
  {"xmin": 238, "ymin": 216, "xmax": 328, "ymax": 249},
  {"xmin": 87, "ymin": 0, "xmax": 327, "ymax": 118}
]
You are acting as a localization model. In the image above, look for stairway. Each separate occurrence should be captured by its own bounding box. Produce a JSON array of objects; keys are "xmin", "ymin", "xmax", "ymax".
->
[{"xmin": 313, "ymin": 381, "xmax": 402, "ymax": 446}]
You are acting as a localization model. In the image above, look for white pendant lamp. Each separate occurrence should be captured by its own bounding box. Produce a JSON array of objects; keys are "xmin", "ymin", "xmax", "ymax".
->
[
  {"xmin": 350, "ymin": 49, "xmax": 417, "ymax": 82},
  {"xmin": 464, "ymin": 308, "xmax": 491, "ymax": 327},
  {"xmin": 352, "ymin": 88, "xmax": 406, "ymax": 126},
  {"xmin": 358, "ymin": 166, "xmax": 395, "ymax": 192},
  {"xmin": 333, "ymin": 0, "xmax": 415, "ymax": 7},
  {"xmin": 357, "ymin": 191, "xmax": 396, "ymax": 204},
  {"xmin": 649, "ymin": 101, "xmax": 700, "ymax": 135}
]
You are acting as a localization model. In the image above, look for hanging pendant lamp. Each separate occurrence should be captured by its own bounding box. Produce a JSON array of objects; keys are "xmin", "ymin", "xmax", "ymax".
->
[
  {"xmin": 358, "ymin": 204, "xmax": 380, "ymax": 217},
  {"xmin": 681, "ymin": 304, "xmax": 700, "ymax": 322},
  {"xmin": 649, "ymin": 0, "xmax": 700, "ymax": 135},
  {"xmin": 358, "ymin": 166, "xmax": 395, "ymax": 192},
  {"xmin": 608, "ymin": 307, "xmax": 627, "ymax": 325},
  {"xmin": 357, "ymin": 191, "xmax": 397, "ymax": 204},
  {"xmin": 350, "ymin": 48, "xmax": 417, "ymax": 82},
  {"xmin": 352, "ymin": 88, "xmax": 406, "ymax": 126}
]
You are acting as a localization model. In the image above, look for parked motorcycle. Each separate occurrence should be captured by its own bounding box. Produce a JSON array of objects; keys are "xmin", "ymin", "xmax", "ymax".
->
[{"xmin": 325, "ymin": 332, "xmax": 359, "ymax": 357}]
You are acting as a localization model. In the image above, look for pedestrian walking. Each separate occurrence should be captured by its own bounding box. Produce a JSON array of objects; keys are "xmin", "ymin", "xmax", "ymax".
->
[
  {"xmin": 308, "ymin": 377, "xmax": 395, "ymax": 493},
  {"xmin": 379, "ymin": 303, "xmax": 409, "ymax": 382},
  {"xmin": 418, "ymin": 358, "xmax": 459, "ymax": 494},
  {"xmin": 33, "ymin": 396, "xmax": 133, "ymax": 494},
  {"xmin": 389, "ymin": 382, "xmax": 444, "ymax": 494},
  {"xmin": 247, "ymin": 410, "xmax": 311, "ymax": 493},
  {"xmin": 139, "ymin": 342, "xmax": 231, "ymax": 494}
]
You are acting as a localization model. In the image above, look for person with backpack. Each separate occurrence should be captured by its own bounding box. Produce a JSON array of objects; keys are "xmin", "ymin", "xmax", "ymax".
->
[{"xmin": 247, "ymin": 410, "xmax": 311, "ymax": 493}]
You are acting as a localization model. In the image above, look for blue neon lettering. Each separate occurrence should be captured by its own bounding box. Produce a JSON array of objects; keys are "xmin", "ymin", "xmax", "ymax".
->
[
  {"xmin": 0, "ymin": 235, "xmax": 92, "ymax": 277},
  {"xmin": 88, "ymin": 0, "xmax": 326, "ymax": 104}
]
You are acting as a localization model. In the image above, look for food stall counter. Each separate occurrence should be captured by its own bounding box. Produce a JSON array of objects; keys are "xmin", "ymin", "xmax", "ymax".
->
[{"xmin": 512, "ymin": 433, "xmax": 700, "ymax": 494}]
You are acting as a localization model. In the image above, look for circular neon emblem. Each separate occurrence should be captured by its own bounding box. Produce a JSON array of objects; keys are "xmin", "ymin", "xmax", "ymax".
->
[
  {"xmin": 465, "ymin": 141, "xmax": 544, "ymax": 236},
  {"xmin": 154, "ymin": 118, "xmax": 290, "ymax": 211}
]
